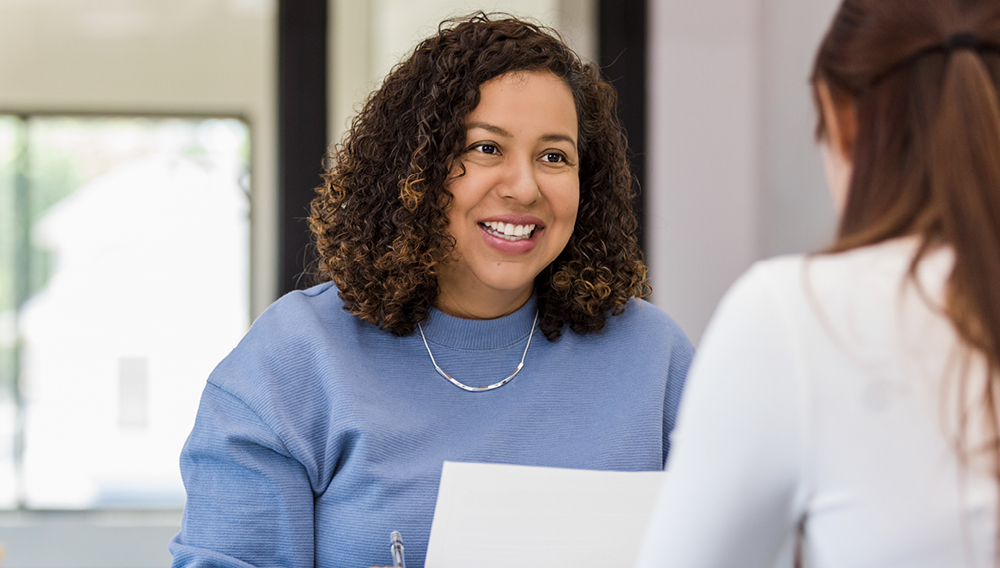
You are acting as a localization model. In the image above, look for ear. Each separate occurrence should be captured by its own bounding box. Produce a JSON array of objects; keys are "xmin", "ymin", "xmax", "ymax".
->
[{"xmin": 816, "ymin": 80, "xmax": 858, "ymax": 164}]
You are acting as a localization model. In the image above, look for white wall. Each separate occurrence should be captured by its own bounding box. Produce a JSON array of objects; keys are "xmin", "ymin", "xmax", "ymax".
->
[
  {"xmin": 647, "ymin": 0, "xmax": 840, "ymax": 344},
  {"xmin": 758, "ymin": 0, "xmax": 841, "ymax": 258}
]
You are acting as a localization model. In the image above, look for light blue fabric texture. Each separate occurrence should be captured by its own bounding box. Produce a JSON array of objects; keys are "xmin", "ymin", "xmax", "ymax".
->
[{"xmin": 170, "ymin": 282, "xmax": 693, "ymax": 568}]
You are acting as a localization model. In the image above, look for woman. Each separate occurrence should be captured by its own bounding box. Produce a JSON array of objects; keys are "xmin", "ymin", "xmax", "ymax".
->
[
  {"xmin": 636, "ymin": 0, "xmax": 1000, "ymax": 566},
  {"xmin": 170, "ymin": 13, "xmax": 693, "ymax": 568}
]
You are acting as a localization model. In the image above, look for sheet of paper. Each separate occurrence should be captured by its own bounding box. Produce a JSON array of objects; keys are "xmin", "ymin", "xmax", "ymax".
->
[{"xmin": 425, "ymin": 461, "xmax": 665, "ymax": 568}]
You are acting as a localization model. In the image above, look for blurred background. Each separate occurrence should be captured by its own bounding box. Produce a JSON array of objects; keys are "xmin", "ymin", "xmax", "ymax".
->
[{"xmin": 0, "ymin": 0, "xmax": 839, "ymax": 565}]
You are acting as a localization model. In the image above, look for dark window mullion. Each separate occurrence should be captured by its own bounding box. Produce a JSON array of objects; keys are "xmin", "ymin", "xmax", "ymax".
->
[
  {"xmin": 278, "ymin": 0, "xmax": 328, "ymax": 296},
  {"xmin": 599, "ymin": 0, "xmax": 648, "ymax": 254}
]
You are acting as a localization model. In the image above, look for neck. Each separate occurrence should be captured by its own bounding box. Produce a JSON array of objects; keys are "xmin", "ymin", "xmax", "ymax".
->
[{"xmin": 434, "ymin": 286, "xmax": 533, "ymax": 320}]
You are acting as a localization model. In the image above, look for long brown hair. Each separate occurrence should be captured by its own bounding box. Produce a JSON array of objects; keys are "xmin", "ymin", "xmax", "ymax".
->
[
  {"xmin": 309, "ymin": 13, "xmax": 648, "ymax": 340},
  {"xmin": 812, "ymin": 0, "xmax": 1000, "ymax": 544}
]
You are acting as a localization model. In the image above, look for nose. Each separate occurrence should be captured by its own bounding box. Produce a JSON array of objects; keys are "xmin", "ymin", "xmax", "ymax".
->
[{"xmin": 496, "ymin": 157, "xmax": 541, "ymax": 204}]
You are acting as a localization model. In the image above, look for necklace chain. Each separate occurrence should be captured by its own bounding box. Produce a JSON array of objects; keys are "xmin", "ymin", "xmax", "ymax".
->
[{"xmin": 416, "ymin": 311, "xmax": 539, "ymax": 392}]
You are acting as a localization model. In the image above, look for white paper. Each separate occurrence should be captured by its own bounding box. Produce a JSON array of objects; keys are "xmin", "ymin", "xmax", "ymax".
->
[{"xmin": 425, "ymin": 461, "xmax": 666, "ymax": 568}]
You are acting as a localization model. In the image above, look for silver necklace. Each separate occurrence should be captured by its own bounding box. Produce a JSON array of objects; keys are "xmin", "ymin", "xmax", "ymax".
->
[{"xmin": 416, "ymin": 311, "xmax": 539, "ymax": 392}]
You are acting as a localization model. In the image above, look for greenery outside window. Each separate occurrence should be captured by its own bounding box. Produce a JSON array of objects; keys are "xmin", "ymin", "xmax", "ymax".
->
[{"xmin": 0, "ymin": 114, "xmax": 251, "ymax": 510}]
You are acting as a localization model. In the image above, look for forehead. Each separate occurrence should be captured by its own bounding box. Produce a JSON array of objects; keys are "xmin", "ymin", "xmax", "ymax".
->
[{"xmin": 465, "ymin": 71, "xmax": 578, "ymax": 140}]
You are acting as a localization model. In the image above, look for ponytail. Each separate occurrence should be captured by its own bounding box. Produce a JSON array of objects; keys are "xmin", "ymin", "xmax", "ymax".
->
[
  {"xmin": 932, "ymin": 50, "xmax": 1000, "ymax": 494},
  {"xmin": 932, "ymin": 50, "xmax": 1000, "ymax": 378},
  {"xmin": 812, "ymin": 0, "xmax": 1000, "ymax": 558}
]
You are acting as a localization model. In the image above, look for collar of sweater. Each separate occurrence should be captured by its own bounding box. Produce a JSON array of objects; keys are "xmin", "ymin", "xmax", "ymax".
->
[{"xmin": 419, "ymin": 295, "xmax": 538, "ymax": 351}]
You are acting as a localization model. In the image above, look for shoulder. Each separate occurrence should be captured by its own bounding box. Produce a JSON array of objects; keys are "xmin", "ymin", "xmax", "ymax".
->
[
  {"xmin": 206, "ymin": 282, "xmax": 369, "ymax": 396},
  {"xmin": 700, "ymin": 257, "xmax": 806, "ymax": 351},
  {"xmin": 253, "ymin": 281, "xmax": 346, "ymax": 328},
  {"xmin": 722, "ymin": 238, "xmax": 922, "ymax": 309},
  {"xmin": 236, "ymin": 281, "xmax": 376, "ymax": 347},
  {"xmin": 600, "ymin": 297, "xmax": 693, "ymax": 353},
  {"xmin": 706, "ymin": 238, "xmax": 940, "ymax": 353},
  {"xmin": 743, "ymin": 237, "xmax": 939, "ymax": 317},
  {"xmin": 721, "ymin": 254, "xmax": 807, "ymax": 311}
]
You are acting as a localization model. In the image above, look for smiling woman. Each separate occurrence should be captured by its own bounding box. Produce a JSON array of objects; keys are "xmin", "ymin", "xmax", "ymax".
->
[
  {"xmin": 312, "ymin": 13, "xmax": 652, "ymax": 342},
  {"xmin": 438, "ymin": 71, "xmax": 581, "ymax": 320},
  {"xmin": 170, "ymin": 13, "xmax": 694, "ymax": 568}
]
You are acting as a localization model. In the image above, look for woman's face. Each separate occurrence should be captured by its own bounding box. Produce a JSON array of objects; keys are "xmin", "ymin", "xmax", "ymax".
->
[{"xmin": 435, "ymin": 70, "xmax": 580, "ymax": 319}]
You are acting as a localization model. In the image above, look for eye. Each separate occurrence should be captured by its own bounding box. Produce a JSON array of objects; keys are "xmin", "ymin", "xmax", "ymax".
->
[
  {"xmin": 471, "ymin": 143, "xmax": 499, "ymax": 155},
  {"xmin": 541, "ymin": 152, "xmax": 566, "ymax": 163}
]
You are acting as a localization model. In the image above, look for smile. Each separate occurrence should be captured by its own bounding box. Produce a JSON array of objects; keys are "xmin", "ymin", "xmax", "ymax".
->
[{"xmin": 479, "ymin": 221, "xmax": 538, "ymax": 242}]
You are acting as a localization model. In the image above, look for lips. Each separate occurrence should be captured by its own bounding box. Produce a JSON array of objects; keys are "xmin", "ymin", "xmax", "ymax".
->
[{"xmin": 477, "ymin": 215, "xmax": 545, "ymax": 253}]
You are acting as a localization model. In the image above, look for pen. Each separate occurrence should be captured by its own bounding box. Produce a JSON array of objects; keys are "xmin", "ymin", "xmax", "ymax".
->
[{"xmin": 390, "ymin": 530, "xmax": 406, "ymax": 568}]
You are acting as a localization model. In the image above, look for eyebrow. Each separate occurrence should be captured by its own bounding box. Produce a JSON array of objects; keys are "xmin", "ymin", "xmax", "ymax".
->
[
  {"xmin": 466, "ymin": 122, "xmax": 510, "ymax": 137},
  {"xmin": 466, "ymin": 122, "xmax": 577, "ymax": 149}
]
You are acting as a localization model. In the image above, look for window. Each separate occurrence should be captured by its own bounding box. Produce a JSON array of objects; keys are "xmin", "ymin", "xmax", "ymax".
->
[{"xmin": 0, "ymin": 115, "xmax": 251, "ymax": 509}]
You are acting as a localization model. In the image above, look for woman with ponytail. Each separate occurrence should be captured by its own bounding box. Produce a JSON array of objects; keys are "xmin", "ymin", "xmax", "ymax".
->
[{"xmin": 636, "ymin": 0, "xmax": 1000, "ymax": 566}]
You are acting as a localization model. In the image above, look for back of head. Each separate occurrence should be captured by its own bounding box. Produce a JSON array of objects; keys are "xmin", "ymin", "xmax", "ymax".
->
[{"xmin": 812, "ymin": 0, "xmax": 1000, "ymax": 526}]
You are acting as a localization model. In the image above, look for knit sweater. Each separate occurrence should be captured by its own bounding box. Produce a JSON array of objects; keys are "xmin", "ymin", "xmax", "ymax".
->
[{"xmin": 170, "ymin": 283, "xmax": 693, "ymax": 568}]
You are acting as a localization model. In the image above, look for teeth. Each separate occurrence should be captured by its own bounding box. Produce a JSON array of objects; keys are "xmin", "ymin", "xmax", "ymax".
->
[{"xmin": 482, "ymin": 221, "xmax": 537, "ymax": 241}]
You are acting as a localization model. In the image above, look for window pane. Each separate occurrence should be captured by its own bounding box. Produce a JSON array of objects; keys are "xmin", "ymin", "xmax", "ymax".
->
[
  {"xmin": 15, "ymin": 116, "xmax": 250, "ymax": 509},
  {"xmin": 0, "ymin": 116, "xmax": 20, "ymax": 508}
]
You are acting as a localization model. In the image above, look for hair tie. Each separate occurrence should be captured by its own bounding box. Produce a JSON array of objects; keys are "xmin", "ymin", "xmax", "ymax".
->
[
  {"xmin": 945, "ymin": 31, "xmax": 980, "ymax": 54},
  {"xmin": 867, "ymin": 32, "xmax": 1000, "ymax": 87}
]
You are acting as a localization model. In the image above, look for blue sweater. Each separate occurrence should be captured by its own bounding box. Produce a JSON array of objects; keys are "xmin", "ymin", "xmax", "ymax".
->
[{"xmin": 170, "ymin": 283, "xmax": 693, "ymax": 568}]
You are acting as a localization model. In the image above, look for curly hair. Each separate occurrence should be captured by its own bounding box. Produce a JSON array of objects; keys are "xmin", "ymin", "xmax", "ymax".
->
[{"xmin": 309, "ymin": 12, "xmax": 649, "ymax": 341}]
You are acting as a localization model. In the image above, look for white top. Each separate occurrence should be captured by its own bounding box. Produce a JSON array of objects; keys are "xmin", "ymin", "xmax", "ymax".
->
[{"xmin": 636, "ymin": 238, "xmax": 997, "ymax": 568}]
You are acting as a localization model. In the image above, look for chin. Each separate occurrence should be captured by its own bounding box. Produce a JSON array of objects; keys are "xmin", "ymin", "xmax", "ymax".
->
[{"xmin": 475, "ymin": 269, "xmax": 539, "ymax": 295}]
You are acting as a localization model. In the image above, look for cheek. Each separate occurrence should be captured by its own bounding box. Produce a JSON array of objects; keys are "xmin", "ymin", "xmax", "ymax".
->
[
  {"xmin": 821, "ymin": 142, "xmax": 852, "ymax": 214},
  {"xmin": 567, "ymin": 188, "xmax": 581, "ymax": 228},
  {"xmin": 558, "ymin": 180, "xmax": 581, "ymax": 219},
  {"xmin": 444, "ymin": 167, "xmax": 494, "ymax": 213},
  {"xmin": 556, "ymin": 186, "xmax": 580, "ymax": 238},
  {"xmin": 442, "ymin": 178, "xmax": 474, "ymax": 223}
]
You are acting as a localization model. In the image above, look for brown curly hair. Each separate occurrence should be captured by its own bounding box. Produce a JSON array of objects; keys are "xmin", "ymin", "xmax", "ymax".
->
[{"xmin": 309, "ymin": 12, "xmax": 649, "ymax": 341}]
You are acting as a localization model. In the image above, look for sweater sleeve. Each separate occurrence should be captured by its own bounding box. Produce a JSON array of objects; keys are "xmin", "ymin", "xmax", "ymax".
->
[
  {"xmin": 662, "ymin": 328, "xmax": 696, "ymax": 462},
  {"xmin": 635, "ymin": 264, "xmax": 808, "ymax": 568},
  {"xmin": 169, "ymin": 382, "xmax": 315, "ymax": 568}
]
